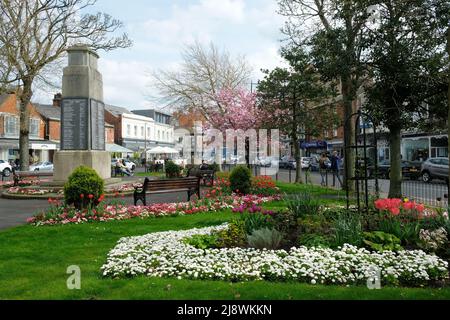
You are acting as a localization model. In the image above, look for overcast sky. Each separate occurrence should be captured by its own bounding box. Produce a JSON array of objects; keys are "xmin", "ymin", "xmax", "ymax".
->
[{"xmin": 33, "ymin": 0, "xmax": 286, "ymax": 110}]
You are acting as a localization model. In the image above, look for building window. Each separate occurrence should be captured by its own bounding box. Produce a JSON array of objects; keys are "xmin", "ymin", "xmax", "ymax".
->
[
  {"xmin": 29, "ymin": 119, "xmax": 40, "ymax": 137},
  {"xmin": 147, "ymin": 127, "xmax": 150, "ymax": 138},
  {"xmin": 5, "ymin": 116, "xmax": 19, "ymax": 136},
  {"xmin": 127, "ymin": 124, "xmax": 131, "ymax": 136},
  {"xmin": 333, "ymin": 127, "xmax": 338, "ymax": 137},
  {"xmin": 141, "ymin": 126, "xmax": 144, "ymax": 137},
  {"xmin": 158, "ymin": 130, "xmax": 160, "ymax": 140},
  {"xmin": 430, "ymin": 136, "xmax": 448, "ymax": 158},
  {"xmin": 134, "ymin": 125, "xmax": 138, "ymax": 137}
]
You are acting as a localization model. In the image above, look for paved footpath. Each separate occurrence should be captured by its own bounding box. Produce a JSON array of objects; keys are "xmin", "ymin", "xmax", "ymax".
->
[{"xmin": 0, "ymin": 191, "xmax": 189, "ymax": 231}]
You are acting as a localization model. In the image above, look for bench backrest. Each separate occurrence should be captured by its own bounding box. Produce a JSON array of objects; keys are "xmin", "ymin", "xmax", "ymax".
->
[
  {"xmin": 143, "ymin": 177, "xmax": 199, "ymax": 192},
  {"xmin": 187, "ymin": 169, "xmax": 215, "ymax": 177}
]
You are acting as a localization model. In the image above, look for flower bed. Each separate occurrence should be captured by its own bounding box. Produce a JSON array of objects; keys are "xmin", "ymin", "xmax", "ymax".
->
[
  {"xmin": 27, "ymin": 194, "xmax": 281, "ymax": 226},
  {"xmin": 101, "ymin": 224, "xmax": 449, "ymax": 286},
  {"xmin": 6, "ymin": 187, "xmax": 63, "ymax": 196}
]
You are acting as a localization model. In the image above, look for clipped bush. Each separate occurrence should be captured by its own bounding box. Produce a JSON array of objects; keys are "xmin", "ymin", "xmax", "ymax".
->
[
  {"xmin": 64, "ymin": 166, "xmax": 104, "ymax": 209},
  {"xmin": 229, "ymin": 165, "xmax": 252, "ymax": 194},
  {"xmin": 363, "ymin": 231, "xmax": 403, "ymax": 252},
  {"xmin": 165, "ymin": 160, "xmax": 181, "ymax": 178},
  {"xmin": 247, "ymin": 228, "xmax": 283, "ymax": 250}
]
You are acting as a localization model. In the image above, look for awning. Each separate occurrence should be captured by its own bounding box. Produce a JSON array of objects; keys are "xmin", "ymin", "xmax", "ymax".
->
[
  {"xmin": 146, "ymin": 146, "xmax": 180, "ymax": 154},
  {"xmin": 106, "ymin": 143, "xmax": 134, "ymax": 153},
  {"xmin": 146, "ymin": 146, "xmax": 166, "ymax": 154},
  {"xmin": 31, "ymin": 143, "xmax": 57, "ymax": 150}
]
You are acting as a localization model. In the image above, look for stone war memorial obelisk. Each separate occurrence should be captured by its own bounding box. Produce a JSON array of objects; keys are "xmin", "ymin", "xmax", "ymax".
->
[{"xmin": 53, "ymin": 45, "xmax": 111, "ymax": 183}]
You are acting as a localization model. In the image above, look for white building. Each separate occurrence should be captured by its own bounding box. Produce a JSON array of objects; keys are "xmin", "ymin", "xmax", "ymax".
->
[{"xmin": 105, "ymin": 105, "xmax": 176, "ymax": 155}]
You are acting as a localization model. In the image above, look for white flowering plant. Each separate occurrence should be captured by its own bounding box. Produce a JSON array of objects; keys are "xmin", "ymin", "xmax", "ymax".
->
[{"xmin": 101, "ymin": 224, "xmax": 449, "ymax": 287}]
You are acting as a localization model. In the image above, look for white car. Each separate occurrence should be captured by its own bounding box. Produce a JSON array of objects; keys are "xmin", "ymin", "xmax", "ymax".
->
[
  {"xmin": 30, "ymin": 161, "xmax": 54, "ymax": 172},
  {"xmin": 0, "ymin": 160, "xmax": 13, "ymax": 177}
]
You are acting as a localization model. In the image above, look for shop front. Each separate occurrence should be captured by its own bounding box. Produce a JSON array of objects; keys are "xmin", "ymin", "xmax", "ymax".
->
[
  {"xmin": 0, "ymin": 139, "xmax": 58, "ymax": 163},
  {"xmin": 402, "ymin": 135, "xmax": 448, "ymax": 162}
]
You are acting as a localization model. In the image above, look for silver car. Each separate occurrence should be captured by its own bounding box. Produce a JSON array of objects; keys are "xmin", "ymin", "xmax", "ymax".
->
[
  {"xmin": 30, "ymin": 161, "xmax": 54, "ymax": 172},
  {"xmin": 421, "ymin": 157, "xmax": 448, "ymax": 183}
]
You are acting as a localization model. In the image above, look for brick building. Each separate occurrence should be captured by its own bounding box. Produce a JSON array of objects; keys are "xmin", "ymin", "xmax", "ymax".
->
[
  {"xmin": 0, "ymin": 91, "xmax": 116, "ymax": 164},
  {"xmin": 0, "ymin": 91, "xmax": 53, "ymax": 163}
]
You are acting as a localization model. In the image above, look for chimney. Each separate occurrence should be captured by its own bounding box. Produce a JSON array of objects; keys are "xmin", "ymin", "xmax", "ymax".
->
[{"xmin": 53, "ymin": 93, "xmax": 62, "ymax": 107}]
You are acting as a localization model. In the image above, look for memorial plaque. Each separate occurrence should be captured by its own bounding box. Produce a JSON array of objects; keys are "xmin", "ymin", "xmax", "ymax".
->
[
  {"xmin": 90, "ymin": 99, "xmax": 105, "ymax": 150},
  {"xmin": 61, "ymin": 98, "xmax": 89, "ymax": 150}
]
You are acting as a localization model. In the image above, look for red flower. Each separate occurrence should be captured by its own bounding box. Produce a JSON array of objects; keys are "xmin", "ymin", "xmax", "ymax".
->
[
  {"xmin": 389, "ymin": 207, "xmax": 400, "ymax": 215},
  {"xmin": 98, "ymin": 194, "xmax": 105, "ymax": 203},
  {"xmin": 88, "ymin": 194, "xmax": 94, "ymax": 199},
  {"xmin": 416, "ymin": 204, "xmax": 425, "ymax": 213},
  {"xmin": 80, "ymin": 194, "xmax": 85, "ymax": 199}
]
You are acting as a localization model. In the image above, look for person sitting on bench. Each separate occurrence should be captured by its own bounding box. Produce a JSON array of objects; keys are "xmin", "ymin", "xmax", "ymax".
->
[
  {"xmin": 200, "ymin": 160, "xmax": 209, "ymax": 170},
  {"xmin": 116, "ymin": 159, "xmax": 133, "ymax": 176}
]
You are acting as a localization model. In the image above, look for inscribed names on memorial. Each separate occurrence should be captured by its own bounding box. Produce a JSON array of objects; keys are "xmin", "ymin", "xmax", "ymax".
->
[{"xmin": 61, "ymin": 98, "xmax": 89, "ymax": 150}]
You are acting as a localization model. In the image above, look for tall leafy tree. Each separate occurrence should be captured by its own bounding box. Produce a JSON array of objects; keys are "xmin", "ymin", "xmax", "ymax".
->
[
  {"xmin": 278, "ymin": 0, "xmax": 374, "ymax": 190},
  {"xmin": 258, "ymin": 47, "xmax": 336, "ymax": 183},
  {"xmin": 363, "ymin": 0, "xmax": 449, "ymax": 198},
  {"xmin": 0, "ymin": 0, "xmax": 132, "ymax": 170}
]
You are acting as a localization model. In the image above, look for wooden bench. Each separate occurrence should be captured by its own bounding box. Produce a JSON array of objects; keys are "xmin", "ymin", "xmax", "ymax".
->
[
  {"xmin": 186, "ymin": 168, "xmax": 216, "ymax": 186},
  {"xmin": 13, "ymin": 171, "xmax": 53, "ymax": 186},
  {"xmin": 133, "ymin": 177, "xmax": 201, "ymax": 206}
]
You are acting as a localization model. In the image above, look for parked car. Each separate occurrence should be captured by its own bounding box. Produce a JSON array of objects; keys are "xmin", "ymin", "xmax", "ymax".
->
[
  {"xmin": 421, "ymin": 157, "xmax": 449, "ymax": 183},
  {"xmin": 300, "ymin": 157, "xmax": 313, "ymax": 170},
  {"xmin": 368, "ymin": 160, "xmax": 420, "ymax": 179},
  {"xmin": 259, "ymin": 156, "xmax": 279, "ymax": 168},
  {"xmin": 112, "ymin": 158, "xmax": 136, "ymax": 171},
  {"xmin": 0, "ymin": 160, "xmax": 13, "ymax": 177},
  {"xmin": 29, "ymin": 161, "xmax": 54, "ymax": 172},
  {"xmin": 279, "ymin": 156, "xmax": 296, "ymax": 170}
]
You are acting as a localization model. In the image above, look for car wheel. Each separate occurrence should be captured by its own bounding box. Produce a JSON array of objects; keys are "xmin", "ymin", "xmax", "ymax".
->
[
  {"xmin": 422, "ymin": 171, "xmax": 432, "ymax": 183},
  {"xmin": 2, "ymin": 168, "xmax": 11, "ymax": 177},
  {"xmin": 131, "ymin": 165, "xmax": 135, "ymax": 171}
]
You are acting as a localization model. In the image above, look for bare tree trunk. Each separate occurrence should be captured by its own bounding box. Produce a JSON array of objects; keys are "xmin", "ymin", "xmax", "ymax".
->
[
  {"xmin": 342, "ymin": 77, "xmax": 355, "ymax": 192},
  {"xmin": 19, "ymin": 80, "xmax": 32, "ymax": 171},
  {"xmin": 447, "ymin": 28, "xmax": 450, "ymax": 197},
  {"xmin": 292, "ymin": 129, "xmax": 303, "ymax": 184},
  {"xmin": 388, "ymin": 125, "xmax": 402, "ymax": 198}
]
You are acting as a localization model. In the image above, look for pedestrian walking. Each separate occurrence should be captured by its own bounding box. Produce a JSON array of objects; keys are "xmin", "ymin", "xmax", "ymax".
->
[
  {"xmin": 330, "ymin": 151, "xmax": 343, "ymax": 187},
  {"xmin": 319, "ymin": 153, "xmax": 329, "ymax": 186}
]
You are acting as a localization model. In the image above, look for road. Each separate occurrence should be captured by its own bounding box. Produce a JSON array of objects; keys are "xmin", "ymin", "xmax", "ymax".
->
[{"xmin": 227, "ymin": 166, "xmax": 449, "ymax": 207}]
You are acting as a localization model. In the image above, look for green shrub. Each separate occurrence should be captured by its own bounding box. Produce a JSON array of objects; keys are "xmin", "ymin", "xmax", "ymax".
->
[
  {"xmin": 184, "ymin": 234, "xmax": 219, "ymax": 249},
  {"xmin": 216, "ymin": 171, "xmax": 230, "ymax": 180},
  {"xmin": 377, "ymin": 217, "xmax": 420, "ymax": 246},
  {"xmin": 247, "ymin": 228, "xmax": 283, "ymax": 250},
  {"xmin": 298, "ymin": 234, "xmax": 331, "ymax": 248},
  {"xmin": 242, "ymin": 213, "xmax": 273, "ymax": 234},
  {"xmin": 271, "ymin": 210, "xmax": 299, "ymax": 248},
  {"xmin": 298, "ymin": 214, "xmax": 333, "ymax": 236},
  {"xmin": 331, "ymin": 210, "xmax": 363, "ymax": 247},
  {"xmin": 363, "ymin": 231, "xmax": 403, "ymax": 252},
  {"xmin": 216, "ymin": 220, "xmax": 247, "ymax": 248},
  {"xmin": 208, "ymin": 163, "xmax": 220, "ymax": 172},
  {"xmin": 229, "ymin": 166, "xmax": 252, "ymax": 194},
  {"xmin": 286, "ymin": 192, "xmax": 321, "ymax": 219},
  {"xmin": 165, "ymin": 160, "xmax": 181, "ymax": 178},
  {"xmin": 64, "ymin": 166, "xmax": 104, "ymax": 209}
]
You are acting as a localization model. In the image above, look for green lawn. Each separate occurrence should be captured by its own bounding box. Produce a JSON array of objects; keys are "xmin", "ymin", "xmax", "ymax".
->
[{"xmin": 1, "ymin": 208, "xmax": 450, "ymax": 300}]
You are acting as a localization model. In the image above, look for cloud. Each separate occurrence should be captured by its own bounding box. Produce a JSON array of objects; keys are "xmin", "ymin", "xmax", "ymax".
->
[
  {"xmin": 99, "ymin": 59, "xmax": 151, "ymax": 108},
  {"xmin": 32, "ymin": 0, "xmax": 287, "ymax": 108}
]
